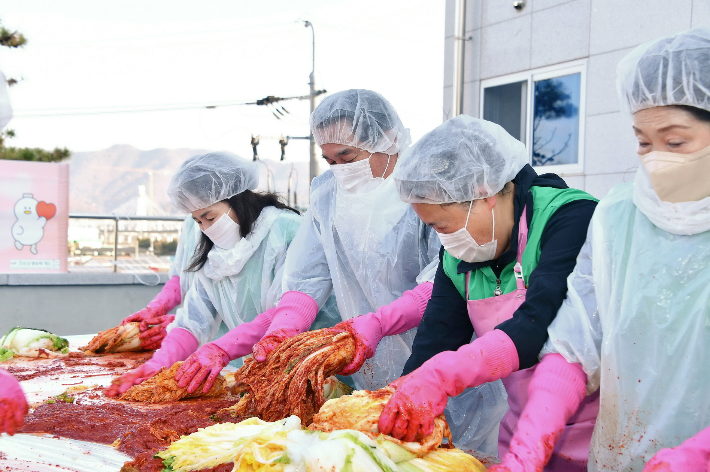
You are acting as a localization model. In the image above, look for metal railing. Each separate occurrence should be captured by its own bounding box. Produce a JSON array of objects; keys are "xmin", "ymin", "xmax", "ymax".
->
[{"xmin": 69, "ymin": 213, "xmax": 186, "ymax": 272}]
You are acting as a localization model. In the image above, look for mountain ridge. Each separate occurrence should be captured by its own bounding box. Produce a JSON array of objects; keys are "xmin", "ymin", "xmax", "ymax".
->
[{"xmin": 69, "ymin": 145, "xmax": 311, "ymax": 214}]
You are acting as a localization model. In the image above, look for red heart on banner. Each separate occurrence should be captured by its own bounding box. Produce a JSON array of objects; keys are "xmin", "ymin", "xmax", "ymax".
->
[{"xmin": 36, "ymin": 201, "xmax": 56, "ymax": 220}]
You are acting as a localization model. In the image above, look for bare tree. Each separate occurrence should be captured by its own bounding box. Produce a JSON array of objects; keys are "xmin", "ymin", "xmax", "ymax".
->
[{"xmin": 532, "ymin": 78, "xmax": 577, "ymax": 166}]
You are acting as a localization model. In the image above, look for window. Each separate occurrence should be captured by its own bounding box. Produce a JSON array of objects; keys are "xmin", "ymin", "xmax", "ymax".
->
[
  {"xmin": 483, "ymin": 80, "xmax": 527, "ymax": 143},
  {"xmin": 481, "ymin": 61, "xmax": 586, "ymax": 174}
]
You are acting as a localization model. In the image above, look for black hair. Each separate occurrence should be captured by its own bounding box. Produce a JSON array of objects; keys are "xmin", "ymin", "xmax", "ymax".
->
[
  {"xmin": 442, "ymin": 181, "xmax": 515, "ymax": 211},
  {"xmin": 673, "ymin": 105, "xmax": 710, "ymax": 123},
  {"xmin": 186, "ymin": 190, "xmax": 299, "ymax": 272}
]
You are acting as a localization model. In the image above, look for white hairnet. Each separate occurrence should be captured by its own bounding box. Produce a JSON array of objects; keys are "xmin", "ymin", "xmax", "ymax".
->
[
  {"xmin": 395, "ymin": 115, "xmax": 528, "ymax": 204},
  {"xmin": 617, "ymin": 26, "xmax": 710, "ymax": 114},
  {"xmin": 310, "ymin": 89, "xmax": 410, "ymax": 155},
  {"xmin": 168, "ymin": 152, "xmax": 259, "ymax": 213}
]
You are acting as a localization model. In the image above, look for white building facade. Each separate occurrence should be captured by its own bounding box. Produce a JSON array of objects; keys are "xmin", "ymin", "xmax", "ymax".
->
[{"xmin": 444, "ymin": 0, "xmax": 709, "ymax": 198}]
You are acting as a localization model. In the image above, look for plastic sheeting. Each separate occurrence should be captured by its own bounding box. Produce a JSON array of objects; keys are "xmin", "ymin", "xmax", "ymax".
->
[
  {"xmin": 0, "ymin": 435, "xmax": 132, "ymax": 472},
  {"xmin": 10, "ymin": 335, "xmax": 138, "ymax": 404},
  {"xmin": 1, "ymin": 335, "xmax": 141, "ymax": 471},
  {"xmin": 173, "ymin": 207, "xmax": 339, "ymax": 347},
  {"xmin": 541, "ymin": 181, "xmax": 710, "ymax": 472}
]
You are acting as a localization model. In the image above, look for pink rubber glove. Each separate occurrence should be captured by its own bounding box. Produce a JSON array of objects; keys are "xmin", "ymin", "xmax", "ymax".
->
[
  {"xmin": 335, "ymin": 282, "xmax": 433, "ymax": 376},
  {"xmin": 0, "ymin": 370, "xmax": 28, "ymax": 436},
  {"xmin": 121, "ymin": 275, "xmax": 182, "ymax": 350},
  {"xmin": 643, "ymin": 425, "xmax": 710, "ymax": 472},
  {"xmin": 252, "ymin": 291, "xmax": 320, "ymax": 362},
  {"xmin": 175, "ymin": 308, "xmax": 276, "ymax": 394},
  {"xmin": 490, "ymin": 353, "xmax": 587, "ymax": 472},
  {"xmin": 379, "ymin": 329, "xmax": 519, "ymax": 443},
  {"xmin": 104, "ymin": 327, "xmax": 198, "ymax": 397}
]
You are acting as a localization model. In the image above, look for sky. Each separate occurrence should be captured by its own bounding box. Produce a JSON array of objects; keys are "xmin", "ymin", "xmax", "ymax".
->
[{"xmin": 0, "ymin": 0, "xmax": 445, "ymax": 166}]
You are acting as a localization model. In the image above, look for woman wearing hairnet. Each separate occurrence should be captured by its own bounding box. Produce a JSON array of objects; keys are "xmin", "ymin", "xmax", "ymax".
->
[
  {"xmin": 107, "ymin": 152, "xmax": 337, "ymax": 396},
  {"xmin": 117, "ymin": 216, "xmax": 200, "ymax": 350},
  {"xmin": 490, "ymin": 27, "xmax": 710, "ymax": 472},
  {"xmin": 250, "ymin": 89, "xmax": 508, "ymax": 454},
  {"xmin": 378, "ymin": 115, "xmax": 599, "ymax": 470}
]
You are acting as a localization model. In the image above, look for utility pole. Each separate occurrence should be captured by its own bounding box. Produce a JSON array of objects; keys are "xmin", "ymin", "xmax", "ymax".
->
[
  {"xmin": 304, "ymin": 21, "xmax": 318, "ymax": 184},
  {"xmin": 452, "ymin": 0, "xmax": 467, "ymax": 117}
]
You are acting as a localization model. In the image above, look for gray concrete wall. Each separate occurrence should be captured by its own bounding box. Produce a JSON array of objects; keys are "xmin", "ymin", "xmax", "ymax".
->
[
  {"xmin": 444, "ymin": 0, "xmax": 709, "ymax": 199},
  {"xmin": 0, "ymin": 273, "xmax": 170, "ymax": 337}
]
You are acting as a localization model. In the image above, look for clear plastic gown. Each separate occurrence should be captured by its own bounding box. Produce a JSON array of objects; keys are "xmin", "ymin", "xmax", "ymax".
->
[
  {"xmin": 541, "ymin": 180, "xmax": 710, "ymax": 472},
  {"xmin": 173, "ymin": 207, "xmax": 339, "ymax": 351}
]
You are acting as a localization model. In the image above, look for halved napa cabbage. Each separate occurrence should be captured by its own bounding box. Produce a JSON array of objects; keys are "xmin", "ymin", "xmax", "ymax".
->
[
  {"xmin": 1, "ymin": 327, "xmax": 69, "ymax": 359},
  {"xmin": 158, "ymin": 416, "xmax": 484, "ymax": 472},
  {"xmin": 396, "ymin": 449, "xmax": 486, "ymax": 472},
  {"xmin": 156, "ymin": 416, "xmax": 301, "ymax": 471},
  {"xmin": 286, "ymin": 429, "xmax": 399, "ymax": 472},
  {"xmin": 323, "ymin": 376, "xmax": 354, "ymax": 400}
]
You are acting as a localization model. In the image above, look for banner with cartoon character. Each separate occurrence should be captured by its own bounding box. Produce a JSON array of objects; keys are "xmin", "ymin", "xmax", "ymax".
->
[{"xmin": 0, "ymin": 160, "xmax": 69, "ymax": 273}]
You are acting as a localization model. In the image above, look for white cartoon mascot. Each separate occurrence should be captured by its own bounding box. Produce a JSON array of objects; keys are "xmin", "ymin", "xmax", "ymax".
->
[{"xmin": 11, "ymin": 194, "xmax": 56, "ymax": 255}]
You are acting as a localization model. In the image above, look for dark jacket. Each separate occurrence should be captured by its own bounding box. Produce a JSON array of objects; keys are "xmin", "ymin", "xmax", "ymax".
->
[{"xmin": 403, "ymin": 165, "xmax": 598, "ymax": 374}]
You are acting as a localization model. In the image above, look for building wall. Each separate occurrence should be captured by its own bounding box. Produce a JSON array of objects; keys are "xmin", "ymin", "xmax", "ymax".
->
[
  {"xmin": 0, "ymin": 273, "xmax": 170, "ymax": 336},
  {"xmin": 444, "ymin": 0, "xmax": 709, "ymax": 198}
]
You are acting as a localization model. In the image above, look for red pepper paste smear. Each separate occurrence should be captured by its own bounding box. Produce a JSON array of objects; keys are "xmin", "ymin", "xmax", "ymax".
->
[
  {"xmin": 19, "ymin": 396, "xmax": 245, "ymax": 472},
  {"xmin": 121, "ymin": 454, "xmax": 235, "ymax": 472},
  {"xmin": 3, "ymin": 352, "xmax": 150, "ymax": 381}
]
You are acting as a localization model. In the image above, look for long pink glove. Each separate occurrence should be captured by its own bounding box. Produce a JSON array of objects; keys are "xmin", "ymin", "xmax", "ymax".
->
[
  {"xmin": 335, "ymin": 282, "xmax": 433, "ymax": 376},
  {"xmin": 175, "ymin": 308, "xmax": 277, "ymax": 394},
  {"xmin": 643, "ymin": 424, "xmax": 710, "ymax": 472},
  {"xmin": 379, "ymin": 329, "xmax": 519, "ymax": 443},
  {"xmin": 252, "ymin": 291, "xmax": 320, "ymax": 362},
  {"xmin": 0, "ymin": 369, "xmax": 28, "ymax": 436},
  {"xmin": 489, "ymin": 353, "xmax": 587, "ymax": 472},
  {"xmin": 121, "ymin": 275, "xmax": 182, "ymax": 350},
  {"xmin": 104, "ymin": 327, "xmax": 198, "ymax": 397}
]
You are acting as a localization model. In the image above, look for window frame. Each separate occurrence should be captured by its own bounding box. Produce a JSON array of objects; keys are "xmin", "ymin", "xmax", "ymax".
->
[{"xmin": 480, "ymin": 60, "xmax": 587, "ymax": 175}]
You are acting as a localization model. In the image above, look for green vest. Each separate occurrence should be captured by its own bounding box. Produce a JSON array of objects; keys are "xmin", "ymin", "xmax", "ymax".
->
[{"xmin": 443, "ymin": 186, "xmax": 597, "ymax": 301}]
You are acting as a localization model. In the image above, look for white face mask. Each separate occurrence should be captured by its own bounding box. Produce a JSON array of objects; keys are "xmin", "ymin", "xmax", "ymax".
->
[
  {"xmin": 331, "ymin": 153, "xmax": 391, "ymax": 194},
  {"xmin": 438, "ymin": 201, "xmax": 498, "ymax": 263},
  {"xmin": 201, "ymin": 207, "xmax": 242, "ymax": 250},
  {"xmin": 640, "ymin": 144, "xmax": 710, "ymax": 203}
]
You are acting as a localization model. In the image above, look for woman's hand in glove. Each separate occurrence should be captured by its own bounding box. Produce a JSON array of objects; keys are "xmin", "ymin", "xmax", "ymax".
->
[
  {"xmin": 175, "ymin": 343, "xmax": 230, "ymax": 394},
  {"xmin": 122, "ymin": 309, "xmax": 175, "ymax": 350},
  {"xmin": 121, "ymin": 276, "xmax": 182, "ymax": 350},
  {"xmin": 104, "ymin": 361, "xmax": 163, "ymax": 397},
  {"xmin": 0, "ymin": 371, "xmax": 28, "ymax": 436},
  {"xmin": 643, "ymin": 425, "xmax": 710, "ymax": 472}
]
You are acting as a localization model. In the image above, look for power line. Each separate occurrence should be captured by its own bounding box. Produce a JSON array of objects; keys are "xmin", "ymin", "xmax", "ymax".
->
[
  {"xmin": 12, "ymin": 93, "xmax": 323, "ymax": 118},
  {"xmin": 13, "ymin": 100, "xmax": 252, "ymax": 118}
]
